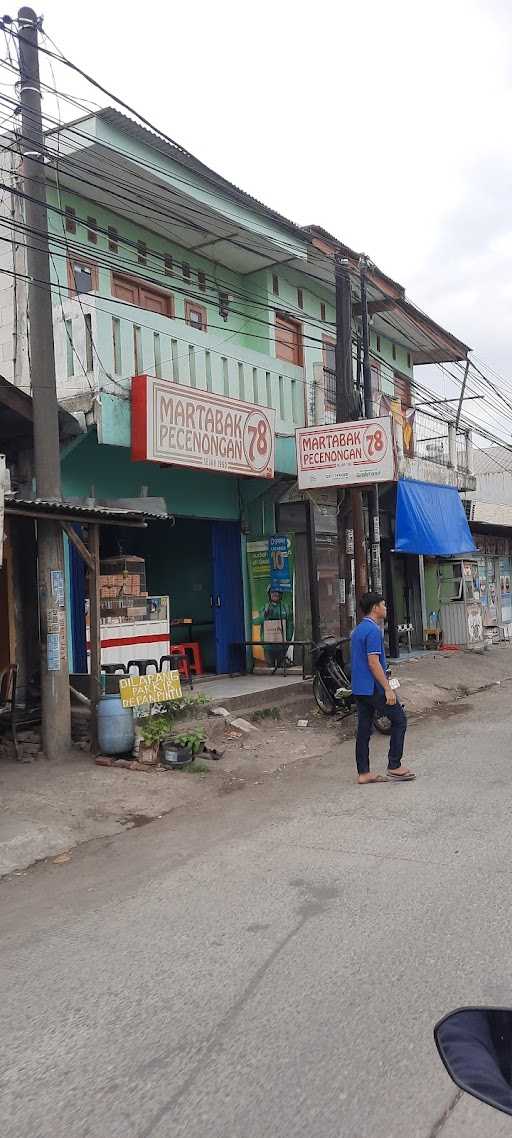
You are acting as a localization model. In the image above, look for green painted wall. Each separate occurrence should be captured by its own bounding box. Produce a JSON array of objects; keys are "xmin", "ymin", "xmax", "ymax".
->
[
  {"xmin": 62, "ymin": 430, "xmax": 240, "ymax": 520},
  {"xmin": 424, "ymin": 558, "xmax": 439, "ymax": 616},
  {"xmin": 62, "ymin": 429, "xmax": 280, "ymax": 540}
]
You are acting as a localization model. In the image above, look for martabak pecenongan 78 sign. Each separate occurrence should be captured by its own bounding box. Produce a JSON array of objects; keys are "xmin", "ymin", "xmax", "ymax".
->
[
  {"xmin": 295, "ymin": 416, "xmax": 396, "ymax": 490},
  {"xmin": 131, "ymin": 375, "xmax": 275, "ymax": 479}
]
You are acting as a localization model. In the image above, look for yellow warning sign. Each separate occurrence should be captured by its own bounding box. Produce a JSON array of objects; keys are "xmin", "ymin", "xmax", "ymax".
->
[{"xmin": 119, "ymin": 670, "xmax": 182, "ymax": 708}]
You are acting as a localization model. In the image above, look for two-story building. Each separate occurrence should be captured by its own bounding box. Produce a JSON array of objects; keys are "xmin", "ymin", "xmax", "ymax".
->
[{"xmin": 0, "ymin": 106, "xmax": 476, "ymax": 670}]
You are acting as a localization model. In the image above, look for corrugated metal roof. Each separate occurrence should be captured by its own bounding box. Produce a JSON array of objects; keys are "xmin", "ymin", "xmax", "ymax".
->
[
  {"xmin": 49, "ymin": 107, "xmax": 308, "ymax": 243},
  {"xmin": 472, "ymin": 446, "xmax": 512, "ymax": 475},
  {"xmin": 5, "ymin": 496, "xmax": 171, "ymax": 523}
]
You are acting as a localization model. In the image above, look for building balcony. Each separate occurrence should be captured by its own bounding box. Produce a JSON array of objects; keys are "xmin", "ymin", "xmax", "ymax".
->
[
  {"xmin": 317, "ymin": 367, "xmax": 476, "ymax": 492},
  {"xmin": 53, "ymin": 297, "xmax": 306, "ymax": 475}
]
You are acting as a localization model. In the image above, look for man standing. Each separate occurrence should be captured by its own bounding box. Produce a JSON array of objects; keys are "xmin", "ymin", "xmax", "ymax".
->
[{"xmin": 350, "ymin": 592, "xmax": 415, "ymax": 785}]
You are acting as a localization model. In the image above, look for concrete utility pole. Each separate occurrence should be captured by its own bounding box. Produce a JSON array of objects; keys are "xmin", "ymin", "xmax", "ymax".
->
[
  {"xmin": 335, "ymin": 256, "xmax": 367, "ymax": 636},
  {"xmin": 18, "ymin": 7, "xmax": 71, "ymax": 757},
  {"xmin": 359, "ymin": 256, "xmax": 382, "ymax": 593}
]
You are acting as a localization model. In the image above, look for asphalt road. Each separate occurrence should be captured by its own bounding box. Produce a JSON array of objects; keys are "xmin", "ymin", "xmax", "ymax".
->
[{"xmin": 2, "ymin": 685, "xmax": 512, "ymax": 1138}]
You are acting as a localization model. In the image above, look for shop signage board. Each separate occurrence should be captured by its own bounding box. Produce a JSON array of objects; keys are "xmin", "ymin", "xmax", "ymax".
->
[
  {"xmin": 132, "ymin": 375, "xmax": 275, "ymax": 479},
  {"xmin": 119, "ymin": 670, "xmax": 182, "ymax": 708},
  {"xmin": 295, "ymin": 416, "xmax": 396, "ymax": 490}
]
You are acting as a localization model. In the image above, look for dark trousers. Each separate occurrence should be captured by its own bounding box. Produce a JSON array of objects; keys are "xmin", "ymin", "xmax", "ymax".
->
[{"xmin": 355, "ymin": 692, "xmax": 407, "ymax": 775}]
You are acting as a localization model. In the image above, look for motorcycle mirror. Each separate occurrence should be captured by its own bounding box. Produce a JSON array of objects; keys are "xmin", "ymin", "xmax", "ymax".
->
[{"xmin": 434, "ymin": 1007, "xmax": 512, "ymax": 1117}]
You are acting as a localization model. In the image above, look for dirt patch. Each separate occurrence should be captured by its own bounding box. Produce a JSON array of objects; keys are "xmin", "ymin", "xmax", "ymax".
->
[
  {"xmin": 117, "ymin": 813, "xmax": 156, "ymax": 828},
  {"xmin": 430, "ymin": 702, "xmax": 474, "ymax": 719}
]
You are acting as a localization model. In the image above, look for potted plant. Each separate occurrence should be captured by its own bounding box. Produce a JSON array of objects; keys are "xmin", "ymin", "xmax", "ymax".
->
[
  {"xmin": 160, "ymin": 727, "xmax": 206, "ymax": 769},
  {"xmin": 137, "ymin": 713, "xmax": 173, "ymax": 765}
]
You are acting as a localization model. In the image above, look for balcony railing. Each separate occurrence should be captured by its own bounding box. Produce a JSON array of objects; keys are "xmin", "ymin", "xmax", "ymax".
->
[
  {"xmin": 413, "ymin": 409, "xmax": 450, "ymax": 465},
  {"xmin": 319, "ymin": 369, "xmax": 471, "ymax": 473},
  {"xmin": 53, "ymin": 300, "xmax": 306, "ymax": 435}
]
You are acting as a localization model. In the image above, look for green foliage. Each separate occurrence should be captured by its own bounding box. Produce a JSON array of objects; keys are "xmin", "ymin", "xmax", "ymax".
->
[
  {"xmin": 137, "ymin": 694, "xmax": 209, "ymax": 747},
  {"xmin": 172, "ymin": 727, "xmax": 206, "ymax": 756},
  {"xmin": 138, "ymin": 714, "xmax": 174, "ymax": 746}
]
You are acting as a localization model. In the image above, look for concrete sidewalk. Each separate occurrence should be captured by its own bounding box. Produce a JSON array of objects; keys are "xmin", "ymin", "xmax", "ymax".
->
[{"xmin": 1, "ymin": 643, "xmax": 510, "ymax": 878}]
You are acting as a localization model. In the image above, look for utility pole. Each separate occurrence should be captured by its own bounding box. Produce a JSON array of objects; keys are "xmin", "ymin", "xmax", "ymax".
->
[
  {"xmin": 359, "ymin": 256, "xmax": 382, "ymax": 593},
  {"xmin": 305, "ymin": 497, "xmax": 321, "ymax": 644},
  {"xmin": 335, "ymin": 256, "xmax": 367, "ymax": 636},
  {"xmin": 18, "ymin": 8, "xmax": 71, "ymax": 757},
  {"xmin": 455, "ymin": 358, "xmax": 470, "ymax": 430}
]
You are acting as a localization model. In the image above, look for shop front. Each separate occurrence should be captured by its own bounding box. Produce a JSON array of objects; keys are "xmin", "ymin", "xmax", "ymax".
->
[
  {"xmin": 62, "ymin": 376, "xmax": 289, "ymax": 677},
  {"xmin": 472, "ymin": 529, "xmax": 512, "ymax": 636}
]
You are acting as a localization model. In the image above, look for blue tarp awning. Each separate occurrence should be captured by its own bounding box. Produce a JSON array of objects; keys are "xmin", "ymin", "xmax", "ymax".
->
[{"xmin": 395, "ymin": 479, "xmax": 477, "ymax": 556}]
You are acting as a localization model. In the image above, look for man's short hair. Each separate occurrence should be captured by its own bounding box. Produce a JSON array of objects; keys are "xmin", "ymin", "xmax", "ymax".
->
[{"xmin": 360, "ymin": 591, "xmax": 385, "ymax": 616}]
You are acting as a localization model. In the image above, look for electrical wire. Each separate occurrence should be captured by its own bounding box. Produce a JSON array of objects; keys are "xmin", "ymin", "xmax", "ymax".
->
[{"xmin": 3, "ymin": 30, "xmax": 512, "ymax": 453}]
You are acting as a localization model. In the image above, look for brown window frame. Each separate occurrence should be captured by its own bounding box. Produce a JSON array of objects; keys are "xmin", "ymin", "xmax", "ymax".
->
[
  {"xmin": 111, "ymin": 271, "xmax": 174, "ymax": 318},
  {"xmin": 185, "ymin": 299, "xmax": 207, "ymax": 332},
  {"xmin": 65, "ymin": 206, "xmax": 76, "ymax": 234},
  {"xmin": 87, "ymin": 216, "xmax": 97, "ymax": 244},
  {"xmin": 67, "ymin": 256, "xmax": 99, "ymax": 296},
  {"xmin": 275, "ymin": 312, "xmax": 303, "ymax": 367}
]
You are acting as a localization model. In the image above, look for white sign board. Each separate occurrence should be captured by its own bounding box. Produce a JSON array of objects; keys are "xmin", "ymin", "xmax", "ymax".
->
[
  {"xmin": 132, "ymin": 375, "xmax": 275, "ymax": 480},
  {"xmin": 296, "ymin": 416, "xmax": 396, "ymax": 490}
]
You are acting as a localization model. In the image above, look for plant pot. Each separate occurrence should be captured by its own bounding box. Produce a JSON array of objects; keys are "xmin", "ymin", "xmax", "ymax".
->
[
  {"xmin": 138, "ymin": 742, "xmax": 160, "ymax": 766},
  {"xmin": 160, "ymin": 740, "xmax": 194, "ymax": 769}
]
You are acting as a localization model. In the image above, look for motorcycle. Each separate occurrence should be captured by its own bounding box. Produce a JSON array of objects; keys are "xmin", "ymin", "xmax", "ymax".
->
[
  {"xmin": 311, "ymin": 636, "xmax": 392, "ymax": 735},
  {"xmin": 435, "ymin": 1006, "xmax": 512, "ymax": 1118}
]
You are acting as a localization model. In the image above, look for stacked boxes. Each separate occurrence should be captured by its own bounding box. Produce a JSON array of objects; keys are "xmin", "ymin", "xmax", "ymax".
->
[{"xmin": 99, "ymin": 556, "xmax": 151, "ymax": 625}]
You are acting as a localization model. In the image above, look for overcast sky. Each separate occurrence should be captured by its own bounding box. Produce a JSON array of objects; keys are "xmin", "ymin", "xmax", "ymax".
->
[{"xmin": 5, "ymin": 0, "xmax": 512, "ymax": 412}]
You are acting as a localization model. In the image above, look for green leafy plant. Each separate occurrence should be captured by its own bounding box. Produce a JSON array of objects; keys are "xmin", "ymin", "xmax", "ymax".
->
[
  {"xmin": 138, "ymin": 713, "xmax": 174, "ymax": 746},
  {"xmin": 171, "ymin": 727, "xmax": 206, "ymax": 756}
]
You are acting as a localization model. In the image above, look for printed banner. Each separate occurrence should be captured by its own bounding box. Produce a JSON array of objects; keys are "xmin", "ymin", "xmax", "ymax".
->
[
  {"xmin": 247, "ymin": 536, "xmax": 295, "ymax": 663},
  {"xmin": 268, "ymin": 534, "xmax": 293, "ymax": 592}
]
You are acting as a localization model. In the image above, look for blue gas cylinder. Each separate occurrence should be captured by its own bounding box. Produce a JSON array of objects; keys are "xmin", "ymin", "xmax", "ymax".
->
[{"xmin": 97, "ymin": 694, "xmax": 135, "ymax": 755}]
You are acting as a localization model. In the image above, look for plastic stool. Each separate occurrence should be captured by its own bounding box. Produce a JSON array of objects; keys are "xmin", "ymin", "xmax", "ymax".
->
[
  {"xmin": 183, "ymin": 641, "xmax": 203, "ymax": 676},
  {"xmin": 165, "ymin": 648, "xmax": 193, "ymax": 690},
  {"xmin": 126, "ymin": 658, "xmax": 159, "ymax": 676}
]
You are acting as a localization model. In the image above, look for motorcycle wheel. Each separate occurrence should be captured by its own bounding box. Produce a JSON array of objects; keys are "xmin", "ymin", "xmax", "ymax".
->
[
  {"xmin": 313, "ymin": 673, "xmax": 337, "ymax": 716},
  {"xmin": 374, "ymin": 712, "xmax": 392, "ymax": 735}
]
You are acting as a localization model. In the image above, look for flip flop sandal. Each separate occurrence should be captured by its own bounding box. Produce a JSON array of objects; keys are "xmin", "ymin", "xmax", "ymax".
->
[
  {"xmin": 387, "ymin": 770, "xmax": 416, "ymax": 781},
  {"xmin": 358, "ymin": 774, "xmax": 389, "ymax": 785}
]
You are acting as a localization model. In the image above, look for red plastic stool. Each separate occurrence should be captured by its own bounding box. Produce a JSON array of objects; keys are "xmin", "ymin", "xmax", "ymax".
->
[
  {"xmin": 169, "ymin": 645, "xmax": 190, "ymax": 683},
  {"xmin": 183, "ymin": 641, "xmax": 203, "ymax": 676}
]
